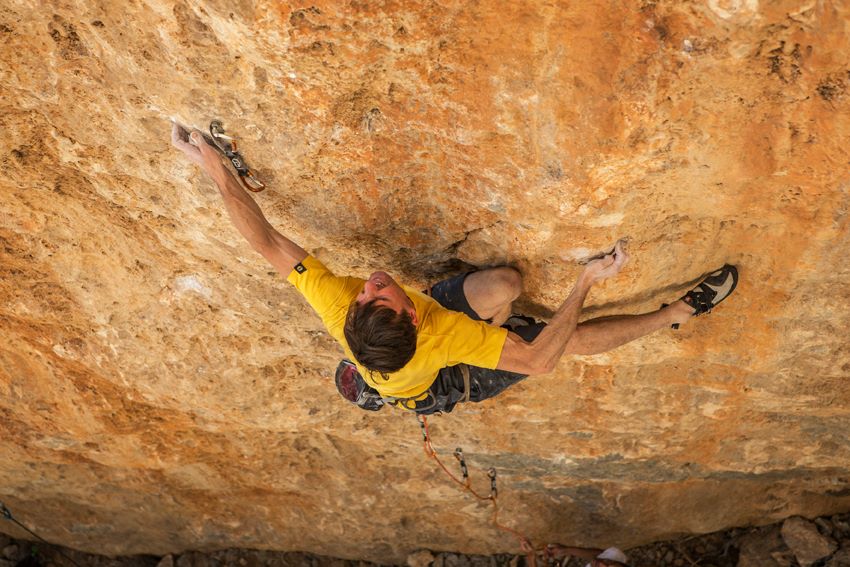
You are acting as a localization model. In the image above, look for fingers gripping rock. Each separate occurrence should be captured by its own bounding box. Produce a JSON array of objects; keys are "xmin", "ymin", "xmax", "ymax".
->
[{"xmin": 170, "ymin": 121, "xmax": 205, "ymax": 166}]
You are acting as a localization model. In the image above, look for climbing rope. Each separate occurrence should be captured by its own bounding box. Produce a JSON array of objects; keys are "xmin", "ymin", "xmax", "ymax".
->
[
  {"xmin": 0, "ymin": 502, "xmax": 83, "ymax": 567},
  {"xmin": 416, "ymin": 415, "xmax": 543, "ymax": 558}
]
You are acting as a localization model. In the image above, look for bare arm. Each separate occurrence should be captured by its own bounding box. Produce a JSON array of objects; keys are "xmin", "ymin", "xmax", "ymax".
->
[
  {"xmin": 496, "ymin": 241, "xmax": 629, "ymax": 375},
  {"xmin": 172, "ymin": 124, "xmax": 307, "ymax": 275},
  {"xmin": 496, "ymin": 272, "xmax": 593, "ymax": 374}
]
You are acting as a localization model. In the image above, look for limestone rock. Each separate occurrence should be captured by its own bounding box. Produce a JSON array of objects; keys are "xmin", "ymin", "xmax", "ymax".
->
[
  {"xmin": 2, "ymin": 0, "xmax": 850, "ymax": 562},
  {"xmin": 781, "ymin": 517, "xmax": 838, "ymax": 567},
  {"xmin": 736, "ymin": 528, "xmax": 794, "ymax": 567}
]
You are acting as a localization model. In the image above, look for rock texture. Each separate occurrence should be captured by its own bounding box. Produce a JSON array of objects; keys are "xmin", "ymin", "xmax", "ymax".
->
[{"xmin": 1, "ymin": 0, "xmax": 850, "ymax": 563}]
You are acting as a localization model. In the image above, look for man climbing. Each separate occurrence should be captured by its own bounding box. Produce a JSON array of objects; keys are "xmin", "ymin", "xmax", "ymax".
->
[{"xmin": 171, "ymin": 123, "xmax": 738, "ymax": 414}]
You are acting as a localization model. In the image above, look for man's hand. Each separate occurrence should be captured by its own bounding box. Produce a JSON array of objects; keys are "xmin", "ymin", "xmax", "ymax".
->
[
  {"xmin": 497, "ymin": 239, "xmax": 630, "ymax": 374},
  {"xmin": 583, "ymin": 239, "xmax": 629, "ymax": 284},
  {"xmin": 170, "ymin": 122, "xmax": 222, "ymax": 172},
  {"xmin": 171, "ymin": 122, "xmax": 205, "ymax": 166}
]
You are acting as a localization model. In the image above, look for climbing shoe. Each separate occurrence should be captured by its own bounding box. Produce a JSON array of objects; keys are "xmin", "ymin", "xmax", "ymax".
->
[
  {"xmin": 502, "ymin": 314, "xmax": 546, "ymax": 341},
  {"xmin": 668, "ymin": 264, "xmax": 738, "ymax": 329},
  {"xmin": 503, "ymin": 314, "xmax": 537, "ymax": 331}
]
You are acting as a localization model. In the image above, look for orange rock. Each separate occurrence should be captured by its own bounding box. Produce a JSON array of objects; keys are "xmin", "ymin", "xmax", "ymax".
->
[{"xmin": 1, "ymin": 0, "xmax": 849, "ymax": 562}]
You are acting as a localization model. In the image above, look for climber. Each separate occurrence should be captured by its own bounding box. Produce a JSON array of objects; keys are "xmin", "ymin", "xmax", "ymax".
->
[{"xmin": 171, "ymin": 123, "xmax": 738, "ymax": 414}]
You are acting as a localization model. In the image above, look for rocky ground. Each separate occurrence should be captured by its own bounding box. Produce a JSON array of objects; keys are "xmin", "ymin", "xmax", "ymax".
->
[{"xmin": 2, "ymin": 513, "xmax": 848, "ymax": 567}]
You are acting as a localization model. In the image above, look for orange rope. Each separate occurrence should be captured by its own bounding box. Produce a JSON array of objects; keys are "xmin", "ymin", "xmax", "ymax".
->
[
  {"xmin": 417, "ymin": 415, "xmax": 541, "ymax": 556},
  {"xmin": 420, "ymin": 415, "xmax": 491, "ymax": 499}
]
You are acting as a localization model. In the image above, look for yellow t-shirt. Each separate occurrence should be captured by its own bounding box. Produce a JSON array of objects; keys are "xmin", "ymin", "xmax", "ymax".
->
[{"xmin": 287, "ymin": 256, "xmax": 508, "ymax": 399}]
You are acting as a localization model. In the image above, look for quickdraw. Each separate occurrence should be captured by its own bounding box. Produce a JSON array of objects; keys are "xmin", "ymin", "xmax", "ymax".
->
[
  {"xmin": 416, "ymin": 415, "xmax": 538, "ymax": 558},
  {"xmin": 454, "ymin": 448, "xmax": 469, "ymax": 481},
  {"xmin": 208, "ymin": 120, "xmax": 266, "ymax": 193}
]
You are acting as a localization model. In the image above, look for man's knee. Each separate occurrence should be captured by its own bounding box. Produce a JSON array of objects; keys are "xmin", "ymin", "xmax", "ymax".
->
[{"xmin": 481, "ymin": 266, "xmax": 523, "ymax": 302}]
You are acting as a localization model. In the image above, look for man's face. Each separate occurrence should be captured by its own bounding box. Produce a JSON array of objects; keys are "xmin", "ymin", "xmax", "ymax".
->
[{"xmin": 357, "ymin": 271, "xmax": 417, "ymax": 323}]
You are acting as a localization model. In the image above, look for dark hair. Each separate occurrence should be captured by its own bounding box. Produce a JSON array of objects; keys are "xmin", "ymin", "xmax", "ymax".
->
[{"xmin": 343, "ymin": 299, "xmax": 417, "ymax": 379}]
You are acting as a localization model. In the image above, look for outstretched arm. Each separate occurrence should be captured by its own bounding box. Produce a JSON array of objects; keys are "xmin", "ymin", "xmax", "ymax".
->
[
  {"xmin": 172, "ymin": 124, "xmax": 307, "ymax": 275},
  {"xmin": 496, "ymin": 241, "xmax": 629, "ymax": 375}
]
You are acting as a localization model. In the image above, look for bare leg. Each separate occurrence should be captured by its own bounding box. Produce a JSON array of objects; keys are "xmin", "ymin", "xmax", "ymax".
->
[
  {"xmin": 461, "ymin": 262, "xmax": 695, "ymax": 352},
  {"xmin": 565, "ymin": 300, "xmax": 693, "ymax": 355},
  {"xmin": 462, "ymin": 267, "xmax": 522, "ymax": 326}
]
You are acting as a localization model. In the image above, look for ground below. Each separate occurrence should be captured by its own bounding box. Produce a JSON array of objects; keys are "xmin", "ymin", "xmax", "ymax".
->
[{"xmin": 2, "ymin": 512, "xmax": 849, "ymax": 567}]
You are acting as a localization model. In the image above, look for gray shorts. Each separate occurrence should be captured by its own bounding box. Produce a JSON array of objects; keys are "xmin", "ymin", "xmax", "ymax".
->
[{"xmin": 415, "ymin": 272, "xmax": 545, "ymax": 414}]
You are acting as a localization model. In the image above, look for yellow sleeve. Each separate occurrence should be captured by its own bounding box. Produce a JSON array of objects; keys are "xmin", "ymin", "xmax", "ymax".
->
[
  {"xmin": 286, "ymin": 256, "xmax": 364, "ymax": 323},
  {"xmin": 442, "ymin": 311, "xmax": 508, "ymax": 370}
]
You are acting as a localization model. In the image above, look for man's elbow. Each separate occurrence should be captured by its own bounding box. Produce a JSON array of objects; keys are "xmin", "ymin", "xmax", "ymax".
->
[
  {"xmin": 521, "ymin": 344, "xmax": 557, "ymax": 375},
  {"xmin": 528, "ymin": 359, "xmax": 556, "ymax": 376},
  {"xmin": 502, "ymin": 334, "xmax": 557, "ymax": 375}
]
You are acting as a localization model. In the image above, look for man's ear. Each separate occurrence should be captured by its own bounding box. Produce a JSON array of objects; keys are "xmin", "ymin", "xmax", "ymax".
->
[{"xmin": 406, "ymin": 305, "xmax": 419, "ymax": 326}]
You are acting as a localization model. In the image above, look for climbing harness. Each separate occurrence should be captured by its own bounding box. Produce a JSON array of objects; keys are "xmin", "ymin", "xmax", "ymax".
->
[
  {"xmin": 416, "ymin": 415, "xmax": 535, "ymax": 553},
  {"xmin": 208, "ymin": 120, "xmax": 266, "ymax": 192},
  {"xmin": 334, "ymin": 359, "xmax": 441, "ymax": 412},
  {"xmin": 0, "ymin": 502, "xmax": 83, "ymax": 567}
]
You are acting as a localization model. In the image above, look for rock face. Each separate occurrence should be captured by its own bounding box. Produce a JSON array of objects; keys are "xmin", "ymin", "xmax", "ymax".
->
[{"xmin": 1, "ymin": 0, "xmax": 850, "ymax": 563}]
